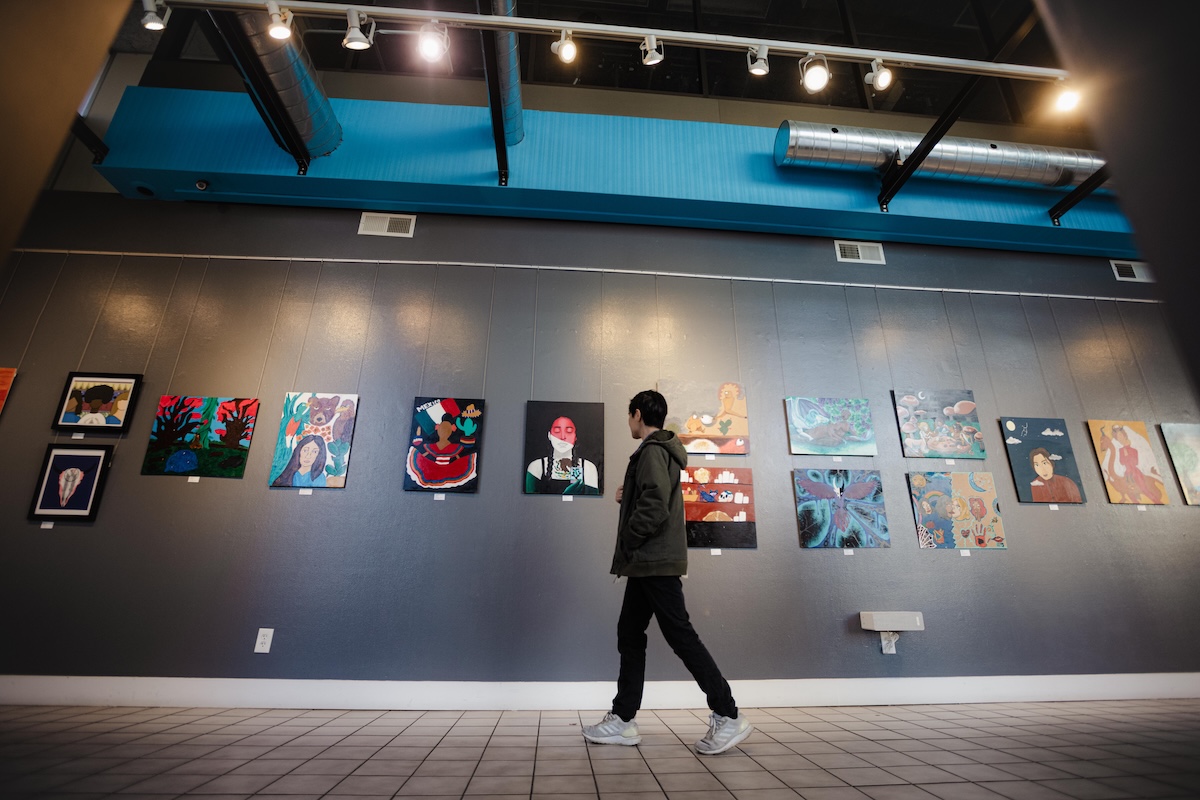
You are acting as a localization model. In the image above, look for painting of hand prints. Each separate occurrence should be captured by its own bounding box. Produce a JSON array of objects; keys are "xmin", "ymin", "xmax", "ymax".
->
[
  {"xmin": 1000, "ymin": 417, "xmax": 1086, "ymax": 504},
  {"xmin": 660, "ymin": 380, "xmax": 750, "ymax": 454},
  {"xmin": 404, "ymin": 397, "xmax": 485, "ymax": 492},
  {"xmin": 793, "ymin": 469, "xmax": 889, "ymax": 548},
  {"xmin": 893, "ymin": 389, "xmax": 986, "ymax": 459},
  {"xmin": 1161, "ymin": 423, "xmax": 1200, "ymax": 506},
  {"xmin": 682, "ymin": 466, "xmax": 756, "ymax": 548},
  {"xmin": 269, "ymin": 393, "xmax": 358, "ymax": 489},
  {"xmin": 786, "ymin": 397, "xmax": 876, "ymax": 456},
  {"xmin": 524, "ymin": 401, "xmax": 603, "ymax": 495},
  {"xmin": 908, "ymin": 472, "xmax": 1006, "ymax": 549},
  {"xmin": 52, "ymin": 372, "xmax": 142, "ymax": 433},
  {"xmin": 141, "ymin": 396, "xmax": 260, "ymax": 478},
  {"xmin": 28, "ymin": 444, "xmax": 114, "ymax": 522},
  {"xmin": 0, "ymin": 368, "xmax": 14, "ymax": 418},
  {"xmin": 1087, "ymin": 420, "xmax": 1169, "ymax": 505}
]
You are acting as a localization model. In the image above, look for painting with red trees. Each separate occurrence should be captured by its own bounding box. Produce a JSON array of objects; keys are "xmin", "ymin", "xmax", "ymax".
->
[{"xmin": 141, "ymin": 395, "xmax": 260, "ymax": 478}]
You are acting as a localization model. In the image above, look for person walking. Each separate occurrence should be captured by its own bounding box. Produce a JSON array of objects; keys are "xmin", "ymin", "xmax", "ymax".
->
[{"xmin": 583, "ymin": 389, "xmax": 752, "ymax": 755}]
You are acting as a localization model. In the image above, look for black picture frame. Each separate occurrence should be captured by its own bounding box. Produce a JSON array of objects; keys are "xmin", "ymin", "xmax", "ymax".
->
[
  {"xmin": 51, "ymin": 372, "xmax": 143, "ymax": 434},
  {"xmin": 28, "ymin": 443, "xmax": 115, "ymax": 522}
]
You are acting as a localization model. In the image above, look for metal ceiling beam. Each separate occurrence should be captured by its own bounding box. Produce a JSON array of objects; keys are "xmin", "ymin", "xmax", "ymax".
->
[
  {"xmin": 1048, "ymin": 164, "xmax": 1109, "ymax": 225},
  {"xmin": 479, "ymin": 26, "xmax": 509, "ymax": 187},
  {"xmin": 877, "ymin": 9, "xmax": 1041, "ymax": 212},
  {"xmin": 71, "ymin": 115, "xmax": 109, "ymax": 165},
  {"xmin": 173, "ymin": 0, "xmax": 1070, "ymax": 82}
]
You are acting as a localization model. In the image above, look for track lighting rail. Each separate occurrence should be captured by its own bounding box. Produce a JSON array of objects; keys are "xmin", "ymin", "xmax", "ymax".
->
[{"xmin": 167, "ymin": 0, "xmax": 1069, "ymax": 83}]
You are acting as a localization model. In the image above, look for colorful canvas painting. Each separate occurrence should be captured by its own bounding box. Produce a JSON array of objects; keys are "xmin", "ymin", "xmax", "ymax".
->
[
  {"xmin": 660, "ymin": 380, "xmax": 750, "ymax": 454},
  {"xmin": 1000, "ymin": 417, "xmax": 1086, "ymax": 504},
  {"xmin": 1086, "ymin": 419, "xmax": 1170, "ymax": 505},
  {"xmin": 269, "ymin": 393, "xmax": 358, "ymax": 489},
  {"xmin": 682, "ymin": 466, "xmax": 756, "ymax": 548},
  {"xmin": 0, "ymin": 367, "xmax": 14, "ymax": 418},
  {"xmin": 908, "ymin": 471, "xmax": 1006, "ymax": 549},
  {"xmin": 793, "ymin": 469, "xmax": 889, "ymax": 548},
  {"xmin": 1161, "ymin": 423, "xmax": 1200, "ymax": 506},
  {"xmin": 404, "ymin": 396, "xmax": 485, "ymax": 492},
  {"xmin": 786, "ymin": 397, "xmax": 876, "ymax": 456},
  {"xmin": 52, "ymin": 372, "xmax": 142, "ymax": 433},
  {"xmin": 141, "ymin": 396, "xmax": 260, "ymax": 478},
  {"xmin": 524, "ymin": 401, "xmax": 603, "ymax": 495},
  {"xmin": 28, "ymin": 444, "xmax": 114, "ymax": 521},
  {"xmin": 893, "ymin": 389, "xmax": 986, "ymax": 459}
]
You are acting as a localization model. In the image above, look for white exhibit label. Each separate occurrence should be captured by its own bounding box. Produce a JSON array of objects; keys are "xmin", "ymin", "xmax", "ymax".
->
[
  {"xmin": 710, "ymin": 549, "xmax": 722, "ymax": 556},
  {"xmin": 1049, "ymin": 504, "xmax": 1059, "ymax": 511},
  {"xmin": 71, "ymin": 432, "xmax": 84, "ymax": 440},
  {"xmin": 945, "ymin": 459, "xmax": 956, "ymax": 465},
  {"xmin": 188, "ymin": 476, "xmax": 199, "ymax": 483},
  {"xmin": 298, "ymin": 488, "xmax": 313, "ymax": 496},
  {"xmin": 705, "ymin": 454, "xmax": 716, "ymax": 461},
  {"xmin": 562, "ymin": 495, "xmax": 573, "ymax": 502},
  {"xmin": 40, "ymin": 521, "xmax": 54, "ymax": 529},
  {"xmin": 434, "ymin": 493, "xmax": 446, "ymax": 501},
  {"xmin": 1137, "ymin": 505, "xmax": 1147, "ymax": 511},
  {"xmin": 960, "ymin": 550, "xmax": 972, "ymax": 557},
  {"xmin": 843, "ymin": 548, "xmax": 854, "ymax": 555},
  {"xmin": 832, "ymin": 456, "xmax": 843, "ymax": 462}
]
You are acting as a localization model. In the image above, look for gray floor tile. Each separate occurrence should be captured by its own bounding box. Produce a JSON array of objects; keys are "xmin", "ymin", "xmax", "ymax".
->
[
  {"xmin": 826, "ymin": 769, "xmax": 908, "ymax": 787},
  {"xmin": 534, "ymin": 774, "xmax": 601, "ymax": 793},
  {"xmin": 187, "ymin": 772, "xmax": 280, "ymax": 793},
  {"xmin": 396, "ymin": 775, "xmax": 474, "ymax": 795},
  {"xmin": 1027, "ymin": 779, "xmax": 1133, "ymax": 799},
  {"xmin": 656, "ymin": 772, "xmax": 728, "ymax": 791},
  {"xmin": 859, "ymin": 787, "xmax": 941, "ymax": 800},
  {"xmin": 974, "ymin": 781, "xmax": 1076, "ymax": 800},
  {"xmin": 773, "ymin": 770, "xmax": 848, "ymax": 789},
  {"xmin": 259, "ymin": 774, "xmax": 347, "ymax": 794},
  {"xmin": 328, "ymin": 774, "xmax": 410, "ymax": 795},
  {"xmin": 595, "ymin": 772, "xmax": 664, "ymax": 792}
]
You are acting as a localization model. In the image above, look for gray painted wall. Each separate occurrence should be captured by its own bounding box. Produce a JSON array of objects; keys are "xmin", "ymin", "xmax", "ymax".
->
[{"xmin": 2, "ymin": 193, "xmax": 1197, "ymax": 682}]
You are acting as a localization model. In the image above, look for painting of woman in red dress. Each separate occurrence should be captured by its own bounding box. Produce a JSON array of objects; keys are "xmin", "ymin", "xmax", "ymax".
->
[{"xmin": 404, "ymin": 397, "xmax": 484, "ymax": 492}]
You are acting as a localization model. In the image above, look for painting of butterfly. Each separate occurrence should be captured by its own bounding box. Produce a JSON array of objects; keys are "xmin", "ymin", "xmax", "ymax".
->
[{"xmin": 793, "ymin": 468, "xmax": 890, "ymax": 549}]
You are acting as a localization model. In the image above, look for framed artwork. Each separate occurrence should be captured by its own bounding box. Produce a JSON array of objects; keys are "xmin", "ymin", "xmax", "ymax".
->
[
  {"xmin": 524, "ymin": 401, "xmax": 603, "ymax": 495},
  {"xmin": 1086, "ymin": 419, "xmax": 1170, "ymax": 505},
  {"xmin": 0, "ymin": 367, "xmax": 15, "ymax": 418},
  {"xmin": 404, "ymin": 396, "xmax": 485, "ymax": 492},
  {"xmin": 1000, "ymin": 417, "xmax": 1086, "ymax": 504},
  {"xmin": 141, "ymin": 396, "xmax": 260, "ymax": 478},
  {"xmin": 1161, "ymin": 423, "xmax": 1200, "ymax": 506},
  {"xmin": 52, "ymin": 372, "xmax": 142, "ymax": 433},
  {"xmin": 908, "ymin": 471, "xmax": 1006, "ymax": 549},
  {"xmin": 269, "ymin": 393, "xmax": 358, "ymax": 489},
  {"xmin": 893, "ymin": 389, "xmax": 986, "ymax": 459},
  {"xmin": 785, "ymin": 397, "xmax": 876, "ymax": 456},
  {"xmin": 682, "ymin": 466, "xmax": 756, "ymax": 548},
  {"xmin": 28, "ymin": 443, "xmax": 115, "ymax": 521},
  {"xmin": 660, "ymin": 380, "xmax": 750, "ymax": 454},
  {"xmin": 793, "ymin": 468, "xmax": 889, "ymax": 548}
]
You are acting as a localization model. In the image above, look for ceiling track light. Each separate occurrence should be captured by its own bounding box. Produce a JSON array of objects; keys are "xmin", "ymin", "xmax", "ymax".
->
[
  {"xmin": 342, "ymin": 8, "xmax": 375, "ymax": 50},
  {"xmin": 800, "ymin": 52, "xmax": 830, "ymax": 94},
  {"xmin": 418, "ymin": 20, "xmax": 450, "ymax": 62},
  {"xmin": 640, "ymin": 34, "xmax": 664, "ymax": 66},
  {"xmin": 864, "ymin": 58, "xmax": 893, "ymax": 91},
  {"xmin": 265, "ymin": 0, "xmax": 292, "ymax": 39},
  {"xmin": 1055, "ymin": 81, "xmax": 1081, "ymax": 112},
  {"xmin": 550, "ymin": 30, "xmax": 577, "ymax": 64},
  {"xmin": 747, "ymin": 45, "xmax": 769, "ymax": 76},
  {"xmin": 141, "ymin": 0, "xmax": 170, "ymax": 31}
]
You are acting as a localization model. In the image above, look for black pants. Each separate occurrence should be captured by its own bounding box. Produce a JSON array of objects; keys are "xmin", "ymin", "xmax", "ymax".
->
[{"xmin": 612, "ymin": 575, "xmax": 738, "ymax": 722}]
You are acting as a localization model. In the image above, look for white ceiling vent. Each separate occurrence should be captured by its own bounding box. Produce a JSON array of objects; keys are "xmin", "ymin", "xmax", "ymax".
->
[
  {"xmin": 1110, "ymin": 259, "xmax": 1153, "ymax": 283},
  {"xmin": 358, "ymin": 212, "xmax": 416, "ymax": 238},
  {"xmin": 835, "ymin": 240, "xmax": 886, "ymax": 264}
]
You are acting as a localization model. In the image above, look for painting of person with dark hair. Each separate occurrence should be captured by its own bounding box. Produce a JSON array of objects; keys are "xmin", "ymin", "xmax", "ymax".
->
[
  {"xmin": 269, "ymin": 392, "xmax": 358, "ymax": 489},
  {"xmin": 524, "ymin": 401, "xmax": 603, "ymax": 495},
  {"xmin": 53, "ymin": 373, "xmax": 142, "ymax": 432},
  {"xmin": 1000, "ymin": 417, "xmax": 1086, "ymax": 504},
  {"xmin": 404, "ymin": 397, "xmax": 485, "ymax": 492},
  {"xmin": 271, "ymin": 434, "xmax": 328, "ymax": 488}
]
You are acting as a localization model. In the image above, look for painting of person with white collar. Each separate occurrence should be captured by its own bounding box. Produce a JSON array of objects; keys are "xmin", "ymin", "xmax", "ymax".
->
[{"xmin": 524, "ymin": 401, "xmax": 603, "ymax": 495}]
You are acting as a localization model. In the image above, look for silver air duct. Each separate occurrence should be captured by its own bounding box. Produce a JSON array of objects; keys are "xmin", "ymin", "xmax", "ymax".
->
[{"xmin": 774, "ymin": 120, "xmax": 1103, "ymax": 188}]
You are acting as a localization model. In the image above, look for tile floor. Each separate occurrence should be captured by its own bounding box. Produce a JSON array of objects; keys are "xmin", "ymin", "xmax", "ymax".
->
[{"xmin": 2, "ymin": 700, "xmax": 1199, "ymax": 799}]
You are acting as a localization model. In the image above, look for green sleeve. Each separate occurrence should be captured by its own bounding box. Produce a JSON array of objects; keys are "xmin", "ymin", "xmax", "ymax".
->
[{"xmin": 622, "ymin": 446, "xmax": 671, "ymax": 546}]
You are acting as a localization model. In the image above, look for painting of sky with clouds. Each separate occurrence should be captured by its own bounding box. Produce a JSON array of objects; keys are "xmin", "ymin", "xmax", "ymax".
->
[{"xmin": 1000, "ymin": 416, "xmax": 1085, "ymax": 504}]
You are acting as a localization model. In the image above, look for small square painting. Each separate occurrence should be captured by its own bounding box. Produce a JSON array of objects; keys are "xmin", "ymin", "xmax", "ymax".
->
[
  {"xmin": 794, "ymin": 468, "xmax": 889, "ymax": 548},
  {"xmin": 141, "ymin": 396, "xmax": 259, "ymax": 478},
  {"xmin": 682, "ymin": 466, "xmax": 756, "ymax": 548},
  {"xmin": 660, "ymin": 380, "xmax": 750, "ymax": 454},
  {"xmin": 908, "ymin": 471, "xmax": 1006, "ymax": 549},
  {"xmin": 52, "ymin": 372, "xmax": 143, "ymax": 433},
  {"xmin": 893, "ymin": 389, "xmax": 986, "ymax": 459},
  {"xmin": 785, "ymin": 397, "xmax": 877, "ymax": 456}
]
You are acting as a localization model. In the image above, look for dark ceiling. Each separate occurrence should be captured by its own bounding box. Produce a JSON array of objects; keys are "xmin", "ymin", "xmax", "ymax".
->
[{"xmin": 117, "ymin": 0, "xmax": 1083, "ymax": 133}]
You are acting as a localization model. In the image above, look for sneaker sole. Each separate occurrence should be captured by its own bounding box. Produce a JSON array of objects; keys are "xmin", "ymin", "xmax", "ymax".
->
[
  {"xmin": 694, "ymin": 724, "xmax": 753, "ymax": 755},
  {"xmin": 583, "ymin": 733, "xmax": 642, "ymax": 746}
]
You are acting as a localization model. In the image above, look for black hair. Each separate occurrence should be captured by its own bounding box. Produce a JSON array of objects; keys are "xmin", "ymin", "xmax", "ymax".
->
[
  {"xmin": 1028, "ymin": 447, "xmax": 1051, "ymax": 469},
  {"xmin": 628, "ymin": 390, "xmax": 667, "ymax": 429}
]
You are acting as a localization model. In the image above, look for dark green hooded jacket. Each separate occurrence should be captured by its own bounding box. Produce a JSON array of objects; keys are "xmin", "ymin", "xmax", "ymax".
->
[{"xmin": 610, "ymin": 430, "xmax": 689, "ymax": 577}]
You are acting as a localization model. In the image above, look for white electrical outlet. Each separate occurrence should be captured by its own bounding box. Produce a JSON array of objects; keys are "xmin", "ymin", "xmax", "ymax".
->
[{"xmin": 254, "ymin": 628, "xmax": 274, "ymax": 653}]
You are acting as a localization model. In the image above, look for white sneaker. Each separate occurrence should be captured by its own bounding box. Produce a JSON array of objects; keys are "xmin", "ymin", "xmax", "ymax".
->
[
  {"xmin": 694, "ymin": 712, "xmax": 752, "ymax": 755},
  {"xmin": 582, "ymin": 712, "xmax": 641, "ymax": 745}
]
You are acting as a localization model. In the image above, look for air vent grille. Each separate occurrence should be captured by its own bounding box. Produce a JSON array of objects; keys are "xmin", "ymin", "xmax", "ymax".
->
[
  {"xmin": 835, "ymin": 240, "xmax": 886, "ymax": 264},
  {"xmin": 358, "ymin": 212, "xmax": 416, "ymax": 238},
  {"xmin": 1110, "ymin": 260, "xmax": 1152, "ymax": 283}
]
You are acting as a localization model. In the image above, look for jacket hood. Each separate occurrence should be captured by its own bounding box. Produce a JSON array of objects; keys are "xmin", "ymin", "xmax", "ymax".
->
[{"xmin": 641, "ymin": 429, "xmax": 688, "ymax": 469}]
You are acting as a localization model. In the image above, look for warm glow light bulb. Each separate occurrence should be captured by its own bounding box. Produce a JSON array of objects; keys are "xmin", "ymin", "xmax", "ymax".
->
[
  {"xmin": 558, "ymin": 38, "xmax": 577, "ymax": 63},
  {"xmin": 419, "ymin": 23, "xmax": 449, "ymax": 62},
  {"xmin": 803, "ymin": 60, "xmax": 829, "ymax": 93},
  {"xmin": 873, "ymin": 66, "xmax": 893, "ymax": 90},
  {"xmin": 267, "ymin": 1, "xmax": 291, "ymax": 39},
  {"xmin": 1056, "ymin": 88, "xmax": 1081, "ymax": 112}
]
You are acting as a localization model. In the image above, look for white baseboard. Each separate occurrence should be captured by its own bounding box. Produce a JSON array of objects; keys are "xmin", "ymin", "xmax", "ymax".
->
[{"xmin": 3, "ymin": 673, "xmax": 1199, "ymax": 709}]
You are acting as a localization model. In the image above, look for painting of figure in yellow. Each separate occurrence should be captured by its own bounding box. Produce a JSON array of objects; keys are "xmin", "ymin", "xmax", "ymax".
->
[
  {"xmin": 1087, "ymin": 419, "xmax": 1169, "ymax": 505},
  {"xmin": 660, "ymin": 380, "xmax": 750, "ymax": 454}
]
